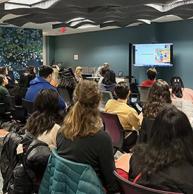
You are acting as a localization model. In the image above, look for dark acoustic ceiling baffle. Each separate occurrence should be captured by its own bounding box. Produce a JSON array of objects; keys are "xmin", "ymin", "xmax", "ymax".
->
[{"xmin": 0, "ymin": 0, "xmax": 193, "ymax": 29}]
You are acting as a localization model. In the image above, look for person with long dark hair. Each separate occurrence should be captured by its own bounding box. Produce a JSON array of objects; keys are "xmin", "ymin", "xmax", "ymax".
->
[
  {"xmin": 57, "ymin": 80, "xmax": 119, "ymax": 193},
  {"xmin": 25, "ymin": 89, "xmax": 63, "ymax": 148},
  {"xmin": 14, "ymin": 66, "xmax": 36, "ymax": 105},
  {"xmin": 139, "ymin": 79, "xmax": 172, "ymax": 143},
  {"xmin": 129, "ymin": 104, "xmax": 193, "ymax": 193},
  {"xmin": 1, "ymin": 89, "xmax": 62, "ymax": 194},
  {"xmin": 171, "ymin": 76, "xmax": 193, "ymax": 103}
]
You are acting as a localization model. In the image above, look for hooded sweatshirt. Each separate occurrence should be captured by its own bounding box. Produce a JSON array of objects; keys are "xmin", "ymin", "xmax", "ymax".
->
[{"xmin": 25, "ymin": 76, "xmax": 66, "ymax": 110}]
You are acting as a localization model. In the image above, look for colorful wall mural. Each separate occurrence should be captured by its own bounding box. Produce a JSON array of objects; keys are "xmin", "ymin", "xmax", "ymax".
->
[{"xmin": 0, "ymin": 27, "xmax": 43, "ymax": 79}]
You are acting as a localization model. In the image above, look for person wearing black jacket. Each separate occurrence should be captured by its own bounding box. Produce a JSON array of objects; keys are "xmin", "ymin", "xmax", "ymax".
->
[
  {"xmin": 0, "ymin": 89, "xmax": 63, "ymax": 194},
  {"xmin": 129, "ymin": 104, "xmax": 193, "ymax": 193},
  {"xmin": 0, "ymin": 74, "xmax": 11, "ymax": 112},
  {"xmin": 57, "ymin": 80, "xmax": 120, "ymax": 194},
  {"xmin": 101, "ymin": 64, "xmax": 116, "ymax": 86},
  {"xmin": 0, "ymin": 130, "xmax": 50, "ymax": 194}
]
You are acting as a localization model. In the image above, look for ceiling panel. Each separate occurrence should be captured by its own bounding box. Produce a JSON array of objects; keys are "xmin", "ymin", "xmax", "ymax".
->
[{"xmin": 0, "ymin": 0, "xmax": 192, "ymax": 35}]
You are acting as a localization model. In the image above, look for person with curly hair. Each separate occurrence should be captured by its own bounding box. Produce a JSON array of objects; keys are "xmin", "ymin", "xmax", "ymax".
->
[
  {"xmin": 129, "ymin": 104, "xmax": 193, "ymax": 193},
  {"xmin": 139, "ymin": 79, "xmax": 172, "ymax": 143}
]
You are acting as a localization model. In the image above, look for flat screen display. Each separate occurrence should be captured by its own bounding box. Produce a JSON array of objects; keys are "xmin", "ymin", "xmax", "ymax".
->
[{"xmin": 133, "ymin": 43, "xmax": 173, "ymax": 67}]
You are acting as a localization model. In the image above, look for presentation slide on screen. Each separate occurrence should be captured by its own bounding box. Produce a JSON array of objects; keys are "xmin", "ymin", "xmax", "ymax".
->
[{"xmin": 134, "ymin": 44, "xmax": 172, "ymax": 66}]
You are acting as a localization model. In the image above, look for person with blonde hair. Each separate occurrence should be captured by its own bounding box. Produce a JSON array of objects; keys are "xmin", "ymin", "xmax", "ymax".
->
[
  {"xmin": 50, "ymin": 64, "xmax": 60, "ymax": 87},
  {"xmin": 57, "ymin": 80, "xmax": 119, "ymax": 193},
  {"xmin": 74, "ymin": 66, "xmax": 83, "ymax": 82}
]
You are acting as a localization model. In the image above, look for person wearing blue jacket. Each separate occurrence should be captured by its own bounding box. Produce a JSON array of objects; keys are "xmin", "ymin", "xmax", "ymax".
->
[{"xmin": 25, "ymin": 65, "xmax": 66, "ymax": 110}]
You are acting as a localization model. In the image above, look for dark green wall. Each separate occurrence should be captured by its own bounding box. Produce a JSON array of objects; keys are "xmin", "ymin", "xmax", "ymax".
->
[
  {"xmin": 46, "ymin": 36, "xmax": 55, "ymax": 66},
  {"xmin": 52, "ymin": 24, "xmax": 157, "ymax": 80},
  {"xmin": 50, "ymin": 20, "xmax": 193, "ymax": 88},
  {"xmin": 156, "ymin": 20, "xmax": 193, "ymax": 88}
]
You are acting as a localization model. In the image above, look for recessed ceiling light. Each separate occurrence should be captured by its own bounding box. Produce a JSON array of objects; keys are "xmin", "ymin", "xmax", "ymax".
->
[
  {"xmin": 5, "ymin": 0, "xmax": 59, "ymax": 9},
  {"xmin": 66, "ymin": 17, "xmax": 85, "ymax": 23},
  {"xmin": 146, "ymin": 0, "xmax": 193, "ymax": 12},
  {"xmin": 7, "ymin": 0, "xmax": 43, "ymax": 5},
  {"xmin": 137, "ymin": 19, "xmax": 151, "ymax": 24},
  {"xmin": 103, "ymin": 20, "xmax": 115, "ymax": 24},
  {"xmin": 78, "ymin": 24, "xmax": 98, "ymax": 29}
]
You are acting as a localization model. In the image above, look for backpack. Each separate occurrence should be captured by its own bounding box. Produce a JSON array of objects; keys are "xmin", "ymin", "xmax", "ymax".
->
[{"xmin": 0, "ymin": 131, "xmax": 50, "ymax": 194}]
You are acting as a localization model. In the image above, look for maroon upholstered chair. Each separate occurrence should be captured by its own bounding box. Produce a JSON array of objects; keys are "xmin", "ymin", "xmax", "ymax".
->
[
  {"xmin": 114, "ymin": 170, "xmax": 183, "ymax": 194},
  {"xmin": 100, "ymin": 112, "xmax": 124, "ymax": 153}
]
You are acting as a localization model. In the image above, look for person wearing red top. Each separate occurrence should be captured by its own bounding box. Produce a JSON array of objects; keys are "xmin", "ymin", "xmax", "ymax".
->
[{"xmin": 140, "ymin": 68, "xmax": 157, "ymax": 87}]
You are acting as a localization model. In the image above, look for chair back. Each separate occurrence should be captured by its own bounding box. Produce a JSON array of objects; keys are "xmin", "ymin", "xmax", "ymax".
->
[
  {"xmin": 0, "ymin": 103, "xmax": 6, "ymax": 114},
  {"xmin": 13, "ymin": 105, "xmax": 26, "ymax": 123},
  {"xmin": 22, "ymin": 99, "xmax": 34, "ymax": 115},
  {"xmin": 99, "ymin": 83, "xmax": 116, "ymax": 92},
  {"xmin": 138, "ymin": 86, "xmax": 151, "ymax": 103},
  {"xmin": 100, "ymin": 112, "xmax": 124, "ymax": 151},
  {"xmin": 57, "ymin": 87, "xmax": 72, "ymax": 108},
  {"xmin": 9, "ymin": 96, "xmax": 15, "ymax": 108},
  {"xmin": 114, "ymin": 170, "xmax": 183, "ymax": 194},
  {"xmin": 0, "ymin": 103, "xmax": 11, "ymax": 121},
  {"xmin": 99, "ymin": 91, "xmax": 113, "ymax": 110}
]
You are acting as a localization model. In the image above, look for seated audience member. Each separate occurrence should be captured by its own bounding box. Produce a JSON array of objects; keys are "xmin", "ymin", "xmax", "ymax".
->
[
  {"xmin": 26, "ymin": 89, "xmax": 63, "ymax": 149},
  {"xmin": 140, "ymin": 68, "xmax": 157, "ymax": 87},
  {"xmin": 95, "ymin": 63, "xmax": 106, "ymax": 77},
  {"xmin": 105, "ymin": 82, "xmax": 140, "ymax": 151},
  {"xmin": 129, "ymin": 104, "xmax": 193, "ymax": 193},
  {"xmin": 0, "ymin": 66, "xmax": 15, "ymax": 89},
  {"xmin": 0, "ymin": 74, "xmax": 11, "ymax": 112},
  {"xmin": 21, "ymin": 66, "xmax": 36, "ymax": 86},
  {"xmin": 97, "ymin": 64, "xmax": 106, "ymax": 85},
  {"xmin": 74, "ymin": 66, "xmax": 83, "ymax": 82},
  {"xmin": 1, "ymin": 89, "xmax": 61, "ymax": 194},
  {"xmin": 101, "ymin": 63, "xmax": 116, "ymax": 86},
  {"xmin": 25, "ymin": 89, "xmax": 62, "ymax": 179},
  {"xmin": 58, "ymin": 67, "xmax": 76, "ymax": 100},
  {"xmin": 95, "ymin": 64, "xmax": 104, "ymax": 77},
  {"xmin": 25, "ymin": 65, "xmax": 66, "ymax": 110},
  {"xmin": 57, "ymin": 80, "xmax": 120, "ymax": 193},
  {"xmin": 50, "ymin": 64, "xmax": 60, "ymax": 87},
  {"xmin": 171, "ymin": 76, "xmax": 193, "ymax": 103},
  {"xmin": 105, "ymin": 82, "xmax": 140, "ymax": 131},
  {"xmin": 14, "ymin": 66, "xmax": 36, "ymax": 105},
  {"xmin": 139, "ymin": 79, "xmax": 171, "ymax": 143}
]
